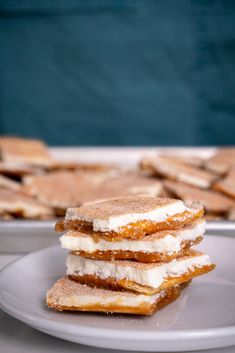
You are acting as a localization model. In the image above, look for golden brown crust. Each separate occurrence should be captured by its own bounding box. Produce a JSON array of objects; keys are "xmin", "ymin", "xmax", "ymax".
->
[
  {"xmin": 55, "ymin": 209, "xmax": 204, "ymax": 240},
  {"xmin": 71, "ymin": 236, "xmax": 203, "ymax": 262},
  {"xmin": 69, "ymin": 264, "xmax": 215, "ymax": 295},
  {"xmin": 46, "ymin": 283, "xmax": 181, "ymax": 315}
]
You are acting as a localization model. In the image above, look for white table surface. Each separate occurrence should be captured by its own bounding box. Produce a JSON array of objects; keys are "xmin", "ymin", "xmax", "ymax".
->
[{"xmin": 1, "ymin": 255, "xmax": 235, "ymax": 353}]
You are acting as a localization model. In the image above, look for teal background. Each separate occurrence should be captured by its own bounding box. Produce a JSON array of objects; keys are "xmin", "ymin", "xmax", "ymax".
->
[{"xmin": 0, "ymin": 0, "xmax": 235, "ymax": 146}]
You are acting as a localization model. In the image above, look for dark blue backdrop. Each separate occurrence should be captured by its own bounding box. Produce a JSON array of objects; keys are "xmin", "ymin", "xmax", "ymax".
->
[{"xmin": 0, "ymin": 0, "xmax": 235, "ymax": 146}]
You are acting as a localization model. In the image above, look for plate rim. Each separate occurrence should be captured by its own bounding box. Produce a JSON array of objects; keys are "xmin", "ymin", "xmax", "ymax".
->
[{"xmin": 0, "ymin": 235, "xmax": 235, "ymax": 342}]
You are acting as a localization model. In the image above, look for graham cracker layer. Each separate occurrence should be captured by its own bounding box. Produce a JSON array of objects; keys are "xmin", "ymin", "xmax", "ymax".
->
[
  {"xmin": 71, "ymin": 236, "xmax": 203, "ymax": 263},
  {"xmin": 46, "ymin": 276, "xmax": 181, "ymax": 315},
  {"xmin": 69, "ymin": 263, "xmax": 215, "ymax": 295}
]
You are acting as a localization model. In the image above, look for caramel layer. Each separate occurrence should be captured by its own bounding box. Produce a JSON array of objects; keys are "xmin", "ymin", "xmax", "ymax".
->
[
  {"xmin": 71, "ymin": 237, "xmax": 203, "ymax": 263},
  {"xmin": 70, "ymin": 263, "xmax": 215, "ymax": 295},
  {"xmin": 46, "ymin": 284, "xmax": 180, "ymax": 315},
  {"xmin": 55, "ymin": 209, "xmax": 204, "ymax": 240}
]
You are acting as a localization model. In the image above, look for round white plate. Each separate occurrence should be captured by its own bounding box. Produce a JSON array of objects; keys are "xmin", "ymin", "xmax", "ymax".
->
[{"xmin": 0, "ymin": 235, "xmax": 235, "ymax": 352}]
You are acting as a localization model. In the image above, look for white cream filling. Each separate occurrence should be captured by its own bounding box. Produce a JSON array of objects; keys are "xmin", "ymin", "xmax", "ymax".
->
[
  {"xmin": 66, "ymin": 200, "xmax": 187, "ymax": 232},
  {"xmin": 59, "ymin": 290, "xmax": 165, "ymax": 308},
  {"xmin": 60, "ymin": 220, "xmax": 205, "ymax": 254},
  {"xmin": 66, "ymin": 252, "xmax": 211, "ymax": 289}
]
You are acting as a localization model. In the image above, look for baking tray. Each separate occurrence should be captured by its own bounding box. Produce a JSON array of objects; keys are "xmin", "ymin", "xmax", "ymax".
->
[{"xmin": 0, "ymin": 147, "xmax": 234, "ymax": 254}]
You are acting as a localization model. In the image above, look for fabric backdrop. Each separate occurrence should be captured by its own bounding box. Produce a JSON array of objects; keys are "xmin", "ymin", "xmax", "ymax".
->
[{"xmin": 0, "ymin": 0, "xmax": 235, "ymax": 145}]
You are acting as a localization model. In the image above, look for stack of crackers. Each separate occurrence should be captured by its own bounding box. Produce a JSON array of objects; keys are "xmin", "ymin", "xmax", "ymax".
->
[{"xmin": 46, "ymin": 195, "xmax": 215, "ymax": 315}]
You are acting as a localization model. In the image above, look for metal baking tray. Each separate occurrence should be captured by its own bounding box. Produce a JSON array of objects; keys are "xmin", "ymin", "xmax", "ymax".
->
[{"xmin": 0, "ymin": 147, "xmax": 234, "ymax": 254}]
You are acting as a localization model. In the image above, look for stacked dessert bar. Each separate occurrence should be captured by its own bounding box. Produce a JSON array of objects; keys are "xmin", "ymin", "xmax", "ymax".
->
[{"xmin": 47, "ymin": 195, "xmax": 215, "ymax": 315}]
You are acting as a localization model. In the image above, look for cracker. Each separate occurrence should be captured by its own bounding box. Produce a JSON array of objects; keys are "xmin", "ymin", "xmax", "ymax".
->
[
  {"xmin": 140, "ymin": 155, "xmax": 216, "ymax": 188},
  {"xmin": 213, "ymin": 168, "xmax": 235, "ymax": 199},
  {"xmin": 46, "ymin": 276, "xmax": 181, "ymax": 315},
  {"xmin": 70, "ymin": 263, "xmax": 214, "ymax": 295},
  {"xmin": 67, "ymin": 250, "xmax": 215, "ymax": 295},
  {"xmin": 164, "ymin": 180, "xmax": 235, "ymax": 214},
  {"xmin": 0, "ymin": 137, "xmax": 54, "ymax": 167},
  {"xmin": 0, "ymin": 187, "xmax": 52, "ymax": 218},
  {"xmin": 56, "ymin": 197, "xmax": 203, "ymax": 240},
  {"xmin": 23, "ymin": 173, "xmax": 163, "ymax": 213},
  {"xmin": 204, "ymin": 149, "xmax": 235, "ymax": 175}
]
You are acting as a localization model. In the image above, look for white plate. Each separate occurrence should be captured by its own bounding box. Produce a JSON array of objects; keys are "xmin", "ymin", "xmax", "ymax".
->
[{"xmin": 0, "ymin": 235, "xmax": 235, "ymax": 352}]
